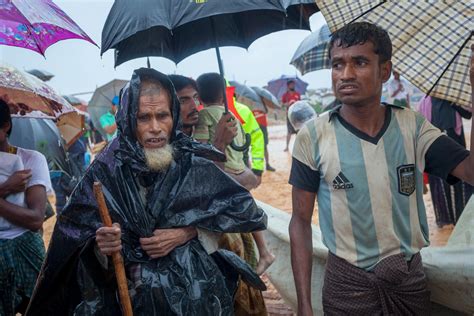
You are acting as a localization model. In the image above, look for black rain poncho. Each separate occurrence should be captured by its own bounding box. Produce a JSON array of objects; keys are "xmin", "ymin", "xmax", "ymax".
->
[{"xmin": 26, "ymin": 68, "xmax": 267, "ymax": 316}]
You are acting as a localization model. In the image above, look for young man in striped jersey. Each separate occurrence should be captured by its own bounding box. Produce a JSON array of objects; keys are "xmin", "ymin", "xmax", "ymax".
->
[{"xmin": 289, "ymin": 22, "xmax": 474, "ymax": 315}]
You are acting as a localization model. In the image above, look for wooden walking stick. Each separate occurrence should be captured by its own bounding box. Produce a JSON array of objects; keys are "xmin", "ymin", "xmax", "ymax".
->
[{"xmin": 93, "ymin": 182, "xmax": 134, "ymax": 316}]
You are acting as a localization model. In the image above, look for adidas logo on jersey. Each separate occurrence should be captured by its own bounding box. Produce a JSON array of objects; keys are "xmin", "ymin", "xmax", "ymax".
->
[{"xmin": 333, "ymin": 172, "xmax": 354, "ymax": 190}]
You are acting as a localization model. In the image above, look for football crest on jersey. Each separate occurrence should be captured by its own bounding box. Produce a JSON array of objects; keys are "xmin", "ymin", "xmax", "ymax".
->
[{"xmin": 397, "ymin": 164, "xmax": 415, "ymax": 196}]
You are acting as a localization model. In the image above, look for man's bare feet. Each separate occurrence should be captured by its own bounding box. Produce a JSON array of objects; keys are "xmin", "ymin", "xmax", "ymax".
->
[
  {"xmin": 256, "ymin": 252, "xmax": 276, "ymax": 275},
  {"xmin": 283, "ymin": 147, "xmax": 289, "ymax": 152}
]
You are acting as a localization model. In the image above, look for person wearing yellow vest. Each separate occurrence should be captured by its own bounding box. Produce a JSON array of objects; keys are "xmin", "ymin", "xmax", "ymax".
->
[{"xmin": 234, "ymin": 101, "xmax": 265, "ymax": 180}]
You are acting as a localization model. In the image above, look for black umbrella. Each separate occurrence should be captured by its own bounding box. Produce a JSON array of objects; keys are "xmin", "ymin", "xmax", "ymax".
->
[
  {"xmin": 102, "ymin": 0, "xmax": 318, "ymax": 150},
  {"xmin": 9, "ymin": 117, "xmax": 71, "ymax": 176},
  {"xmin": 26, "ymin": 69, "xmax": 55, "ymax": 82}
]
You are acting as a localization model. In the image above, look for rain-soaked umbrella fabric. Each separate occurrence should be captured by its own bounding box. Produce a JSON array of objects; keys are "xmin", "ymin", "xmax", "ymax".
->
[
  {"xmin": 288, "ymin": 100, "xmax": 316, "ymax": 131},
  {"xmin": 316, "ymin": 1, "xmax": 473, "ymax": 108},
  {"xmin": 290, "ymin": 24, "xmax": 331, "ymax": 74},
  {"xmin": 267, "ymin": 74, "xmax": 309, "ymax": 100},
  {"xmin": 101, "ymin": 0, "xmax": 318, "ymax": 66},
  {"xmin": 62, "ymin": 95, "xmax": 85, "ymax": 106},
  {"xmin": 0, "ymin": 0, "xmax": 96, "ymax": 55},
  {"xmin": 230, "ymin": 80, "xmax": 267, "ymax": 113},
  {"xmin": 88, "ymin": 79, "xmax": 128, "ymax": 139},
  {"xmin": 27, "ymin": 68, "xmax": 267, "ymax": 316},
  {"xmin": 9, "ymin": 117, "xmax": 71, "ymax": 176},
  {"xmin": 252, "ymin": 86, "xmax": 281, "ymax": 109},
  {"xmin": 0, "ymin": 63, "xmax": 74, "ymax": 118},
  {"xmin": 26, "ymin": 69, "xmax": 54, "ymax": 82}
]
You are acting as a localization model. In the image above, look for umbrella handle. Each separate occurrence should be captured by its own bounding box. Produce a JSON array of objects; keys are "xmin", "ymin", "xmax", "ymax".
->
[
  {"xmin": 230, "ymin": 133, "xmax": 251, "ymax": 152},
  {"xmin": 211, "ymin": 16, "xmax": 250, "ymax": 152}
]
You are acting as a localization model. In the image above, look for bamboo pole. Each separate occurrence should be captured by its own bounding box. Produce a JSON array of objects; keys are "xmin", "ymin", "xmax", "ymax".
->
[{"xmin": 93, "ymin": 182, "xmax": 133, "ymax": 316}]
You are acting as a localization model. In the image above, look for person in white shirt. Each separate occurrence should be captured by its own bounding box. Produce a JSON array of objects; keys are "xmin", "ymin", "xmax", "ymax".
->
[
  {"xmin": 0, "ymin": 99, "xmax": 51, "ymax": 315},
  {"xmin": 386, "ymin": 70, "xmax": 411, "ymax": 108}
]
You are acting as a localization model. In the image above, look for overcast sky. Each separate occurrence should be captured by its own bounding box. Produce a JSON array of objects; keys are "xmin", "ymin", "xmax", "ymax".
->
[{"xmin": 0, "ymin": 0, "xmax": 332, "ymax": 102}]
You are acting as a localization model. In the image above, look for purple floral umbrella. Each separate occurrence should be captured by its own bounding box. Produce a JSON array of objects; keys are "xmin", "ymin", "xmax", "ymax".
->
[
  {"xmin": 0, "ymin": 0, "xmax": 96, "ymax": 55},
  {"xmin": 0, "ymin": 63, "xmax": 74, "ymax": 119}
]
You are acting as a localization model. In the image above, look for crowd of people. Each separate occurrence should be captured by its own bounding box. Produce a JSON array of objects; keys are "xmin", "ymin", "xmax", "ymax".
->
[{"xmin": 0, "ymin": 21, "xmax": 473, "ymax": 315}]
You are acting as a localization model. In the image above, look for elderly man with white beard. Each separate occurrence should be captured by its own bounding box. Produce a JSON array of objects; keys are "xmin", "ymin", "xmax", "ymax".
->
[{"xmin": 26, "ymin": 68, "xmax": 267, "ymax": 316}]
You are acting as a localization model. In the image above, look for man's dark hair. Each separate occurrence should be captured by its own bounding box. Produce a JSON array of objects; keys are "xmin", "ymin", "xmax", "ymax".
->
[
  {"xmin": 328, "ymin": 22, "xmax": 392, "ymax": 64},
  {"xmin": 287, "ymin": 80, "xmax": 295, "ymax": 86},
  {"xmin": 196, "ymin": 73, "xmax": 225, "ymax": 104},
  {"xmin": 0, "ymin": 98, "xmax": 12, "ymax": 136},
  {"xmin": 168, "ymin": 75, "xmax": 197, "ymax": 93}
]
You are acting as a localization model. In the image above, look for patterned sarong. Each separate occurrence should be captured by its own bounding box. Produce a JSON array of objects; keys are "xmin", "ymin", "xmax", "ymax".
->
[
  {"xmin": 219, "ymin": 233, "xmax": 267, "ymax": 316},
  {"xmin": 0, "ymin": 231, "xmax": 45, "ymax": 315},
  {"xmin": 323, "ymin": 252, "xmax": 430, "ymax": 315}
]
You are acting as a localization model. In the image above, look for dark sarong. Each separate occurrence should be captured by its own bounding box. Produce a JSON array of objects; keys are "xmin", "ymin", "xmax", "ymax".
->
[
  {"xmin": 323, "ymin": 252, "xmax": 430, "ymax": 316},
  {"xmin": 0, "ymin": 231, "xmax": 45, "ymax": 316}
]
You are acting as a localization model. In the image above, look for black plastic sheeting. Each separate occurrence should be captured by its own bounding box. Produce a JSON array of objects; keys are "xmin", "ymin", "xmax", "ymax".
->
[{"xmin": 27, "ymin": 68, "xmax": 267, "ymax": 315}]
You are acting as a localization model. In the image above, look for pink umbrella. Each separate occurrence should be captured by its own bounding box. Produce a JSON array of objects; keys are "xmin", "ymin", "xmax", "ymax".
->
[{"xmin": 0, "ymin": 0, "xmax": 96, "ymax": 55}]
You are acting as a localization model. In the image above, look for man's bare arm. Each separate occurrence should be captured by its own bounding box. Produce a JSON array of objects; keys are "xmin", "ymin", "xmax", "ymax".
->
[
  {"xmin": 289, "ymin": 186, "xmax": 316, "ymax": 316},
  {"xmin": 0, "ymin": 185, "xmax": 47, "ymax": 231},
  {"xmin": 451, "ymin": 44, "xmax": 474, "ymax": 185}
]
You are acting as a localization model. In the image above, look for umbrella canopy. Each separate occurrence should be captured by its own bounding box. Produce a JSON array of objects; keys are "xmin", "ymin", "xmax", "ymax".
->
[
  {"xmin": 62, "ymin": 95, "xmax": 86, "ymax": 106},
  {"xmin": 9, "ymin": 117, "xmax": 70, "ymax": 175},
  {"xmin": 316, "ymin": 1, "xmax": 473, "ymax": 108},
  {"xmin": 267, "ymin": 75, "xmax": 309, "ymax": 100},
  {"xmin": 88, "ymin": 79, "xmax": 128, "ymax": 138},
  {"xmin": 101, "ymin": 0, "xmax": 318, "ymax": 66},
  {"xmin": 252, "ymin": 86, "xmax": 281, "ymax": 110},
  {"xmin": 290, "ymin": 24, "xmax": 331, "ymax": 75},
  {"xmin": 56, "ymin": 109, "xmax": 86, "ymax": 149},
  {"xmin": 230, "ymin": 80, "xmax": 267, "ymax": 113},
  {"xmin": 0, "ymin": 63, "xmax": 74, "ymax": 119},
  {"xmin": 26, "ymin": 69, "xmax": 54, "ymax": 82},
  {"xmin": 0, "ymin": 0, "xmax": 96, "ymax": 55}
]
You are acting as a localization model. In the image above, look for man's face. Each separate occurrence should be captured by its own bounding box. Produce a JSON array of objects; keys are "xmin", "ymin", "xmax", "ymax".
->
[
  {"xmin": 331, "ymin": 41, "xmax": 391, "ymax": 107},
  {"xmin": 288, "ymin": 82, "xmax": 295, "ymax": 91},
  {"xmin": 176, "ymin": 85, "xmax": 199, "ymax": 127},
  {"xmin": 135, "ymin": 83, "xmax": 173, "ymax": 149},
  {"xmin": 393, "ymin": 71, "xmax": 400, "ymax": 80}
]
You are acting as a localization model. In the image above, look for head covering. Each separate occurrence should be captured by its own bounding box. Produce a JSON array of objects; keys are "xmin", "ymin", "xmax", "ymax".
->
[
  {"xmin": 112, "ymin": 68, "xmax": 181, "ymax": 173},
  {"xmin": 105, "ymin": 68, "xmax": 223, "ymax": 174}
]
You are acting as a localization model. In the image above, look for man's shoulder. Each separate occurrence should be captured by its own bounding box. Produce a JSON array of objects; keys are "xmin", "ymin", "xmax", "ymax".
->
[{"xmin": 389, "ymin": 104, "xmax": 424, "ymax": 124}]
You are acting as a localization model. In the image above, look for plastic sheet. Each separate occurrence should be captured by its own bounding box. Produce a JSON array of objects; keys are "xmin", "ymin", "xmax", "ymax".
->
[
  {"xmin": 288, "ymin": 100, "xmax": 317, "ymax": 131},
  {"xmin": 27, "ymin": 68, "xmax": 267, "ymax": 316}
]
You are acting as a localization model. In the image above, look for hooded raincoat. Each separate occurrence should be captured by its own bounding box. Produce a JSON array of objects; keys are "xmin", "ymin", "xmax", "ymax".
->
[{"xmin": 26, "ymin": 68, "xmax": 267, "ymax": 316}]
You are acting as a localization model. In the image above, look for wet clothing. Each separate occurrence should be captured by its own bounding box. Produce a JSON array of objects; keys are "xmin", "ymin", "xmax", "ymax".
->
[
  {"xmin": 290, "ymin": 104, "xmax": 469, "ymax": 270},
  {"xmin": 323, "ymin": 252, "xmax": 430, "ymax": 315},
  {"xmin": 27, "ymin": 69, "xmax": 267, "ymax": 316},
  {"xmin": 194, "ymin": 104, "xmax": 247, "ymax": 174},
  {"xmin": 0, "ymin": 231, "xmax": 45, "ymax": 316},
  {"xmin": 281, "ymin": 91, "xmax": 300, "ymax": 107},
  {"xmin": 219, "ymin": 233, "xmax": 267, "ymax": 316}
]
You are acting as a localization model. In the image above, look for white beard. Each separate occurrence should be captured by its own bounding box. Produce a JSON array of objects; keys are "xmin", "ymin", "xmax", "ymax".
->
[{"xmin": 143, "ymin": 144, "xmax": 174, "ymax": 172}]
